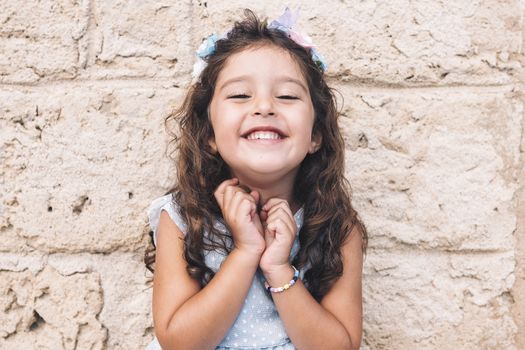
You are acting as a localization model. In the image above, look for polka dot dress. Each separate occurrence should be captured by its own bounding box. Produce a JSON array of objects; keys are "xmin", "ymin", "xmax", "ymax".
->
[{"xmin": 146, "ymin": 194, "xmax": 305, "ymax": 350}]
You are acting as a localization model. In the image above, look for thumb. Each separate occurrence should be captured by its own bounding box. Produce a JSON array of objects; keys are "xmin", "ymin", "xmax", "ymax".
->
[
  {"xmin": 251, "ymin": 206, "xmax": 264, "ymax": 234},
  {"xmin": 249, "ymin": 190, "xmax": 260, "ymax": 205}
]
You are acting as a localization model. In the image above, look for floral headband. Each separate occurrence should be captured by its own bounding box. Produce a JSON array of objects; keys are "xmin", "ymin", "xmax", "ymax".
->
[{"xmin": 191, "ymin": 7, "xmax": 328, "ymax": 80}]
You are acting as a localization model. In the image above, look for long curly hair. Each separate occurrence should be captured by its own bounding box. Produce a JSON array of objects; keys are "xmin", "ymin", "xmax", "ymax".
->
[{"xmin": 144, "ymin": 8, "xmax": 368, "ymax": 302}]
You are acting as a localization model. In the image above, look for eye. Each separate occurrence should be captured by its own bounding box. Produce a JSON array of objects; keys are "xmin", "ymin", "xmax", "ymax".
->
[
  {"xmin": 278, "ymin": 95, "xmax": 299, "ymax": 100},
  {"xmin": 228, "ymin": 94, "xmax": 250, "ymax": 99}
]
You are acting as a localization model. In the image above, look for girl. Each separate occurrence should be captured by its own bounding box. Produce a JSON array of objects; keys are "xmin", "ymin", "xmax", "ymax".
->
[{"xmin": 144, "ymin": 8, "xmax": 368, "ymax": 350}]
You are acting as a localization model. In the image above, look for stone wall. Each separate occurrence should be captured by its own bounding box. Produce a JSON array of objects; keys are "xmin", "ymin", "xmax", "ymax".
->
[{"xmin": 1, "ymin": 1, "xmax": 523, "ymax": 349}]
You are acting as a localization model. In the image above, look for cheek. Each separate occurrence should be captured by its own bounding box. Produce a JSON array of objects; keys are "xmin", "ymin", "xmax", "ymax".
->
[
  {"xmin": 298, "ymin": 110, "xmax": 316, "ymax": 138},
  {"xmin": 209, "ymin": 120, "xmax": 238, "ymax": 150},
  {"xmin": 211, "ymin": 108, "xmax": 241, "ymax": 135},
  {"xmin": 213, "ymin": 118, "xmax": 235, "ymax": 138}
]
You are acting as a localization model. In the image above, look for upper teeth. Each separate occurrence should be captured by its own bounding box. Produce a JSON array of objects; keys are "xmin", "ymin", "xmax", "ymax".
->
[{"xmin": 246, "ymin": 131, "xmax": 282, "ymax": 140}]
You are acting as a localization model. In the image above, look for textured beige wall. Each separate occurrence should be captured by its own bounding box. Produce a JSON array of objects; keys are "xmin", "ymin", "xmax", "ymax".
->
[{"xmin": 0, "ymin": 1, "xmax": 523, "ymax": 349}]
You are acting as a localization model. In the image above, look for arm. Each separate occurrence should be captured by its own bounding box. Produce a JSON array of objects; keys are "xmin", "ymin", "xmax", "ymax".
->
[
  {"xmin": 153, "ymin": 210, "xmax": 261, "ymax": 350},
  {"xmin": 266, "ymin": 225, "xmax": 363, "ymax": 349},
  {"xmin": 153, "ymin": 178, "xmax": 266, "ymax": 350},
  {"xmin": 261, "ymin": 202, "xmax": 364, "ymax": 350}
]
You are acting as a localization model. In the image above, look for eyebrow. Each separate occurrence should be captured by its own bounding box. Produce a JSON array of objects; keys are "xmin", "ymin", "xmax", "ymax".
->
[{"xmin": 218, "ymin": 75, "xmax": 308, "ymax": 93}]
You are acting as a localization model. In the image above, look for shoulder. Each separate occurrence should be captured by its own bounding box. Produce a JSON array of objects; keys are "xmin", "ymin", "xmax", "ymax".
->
[
  {"xmin": 147, "ymin": 193, "xmax": 188, "ymax": 246},
  {"xmin": 343, "ymin": 219, "xmax": 365, "ymax": 254},
  {"xmin": 338, "ymin": 220, "xmax": 365, "ymax": 279}
]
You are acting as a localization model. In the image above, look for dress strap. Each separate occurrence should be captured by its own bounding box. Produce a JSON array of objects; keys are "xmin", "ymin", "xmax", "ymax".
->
[{"xmin": 147, "ymin": 193, "xmax": 187, "ymax": 246}]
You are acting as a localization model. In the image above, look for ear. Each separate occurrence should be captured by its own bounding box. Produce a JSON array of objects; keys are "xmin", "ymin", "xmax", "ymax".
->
[
  {"xmin": 308, "ymin": 132, "xmax": 322, "ymax": 154},
  {"xmin": 208, "ymin": 137, "xmax": 218, "ymax": 154}
]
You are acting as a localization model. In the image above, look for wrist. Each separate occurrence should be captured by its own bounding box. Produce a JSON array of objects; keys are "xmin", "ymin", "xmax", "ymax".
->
[
  {"xmin": 263, "ymin": 265, "xmax": 300, "ymax": 293},
  {"xmin": 230, "ymin": 247, "xmax": 263, "ymax": 267},
  {"xmin": 231, "ymin": 233, "xmax": 265, "ymax": 257},
  {"xmin": 262, "ymin": 263, "xmax": 294, "ymax": 287}
]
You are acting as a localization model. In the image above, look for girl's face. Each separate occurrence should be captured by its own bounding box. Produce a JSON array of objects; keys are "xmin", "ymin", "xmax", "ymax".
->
[{"xmin": 208, "ymin": 45, "xmax": 320, "ymax": 185}]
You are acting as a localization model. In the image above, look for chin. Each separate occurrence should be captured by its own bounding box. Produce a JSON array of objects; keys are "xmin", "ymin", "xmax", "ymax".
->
[
  {"xmin": 224, "ymin": 155, "xmax": 302, "ymax": 176},
  {"xmin": 249, "ymin": 159, "xmax": 290, "ymax": 171},
  {"xmin": 238, "ymin": 163, "xmax": 298, "ymax": 180}
]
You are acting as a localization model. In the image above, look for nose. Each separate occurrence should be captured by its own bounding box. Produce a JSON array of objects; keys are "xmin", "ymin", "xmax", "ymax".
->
[{"xmin": 252, "ymin": 94, "xmax": 275, "ymax": 117}]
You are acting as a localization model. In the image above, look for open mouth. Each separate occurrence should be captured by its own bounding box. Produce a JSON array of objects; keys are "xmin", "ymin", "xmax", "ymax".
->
[
  {"xmin": 241, "ymin": 126, "xmax": 287, "ymax": 140},
  {"xmin": 245, "ymin": 131, "xmax": 284, "ymax": 140}
]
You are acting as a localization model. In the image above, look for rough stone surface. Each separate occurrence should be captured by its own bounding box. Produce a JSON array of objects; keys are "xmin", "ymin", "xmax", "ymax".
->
[
  {"xmin": 1, "ymin": 1, "xmax": 524, "ymax": 349},
  {"xmin": 362, "ymin": 251, "xmax": 516, "ymax": 349},
  {"xmin": 80, "ymin": 0, "xmax": 193, "ymax": 82},
  {"xmin": 1, "ymin": 84, "xmax": 181, "ymax": 253},
  {"xmin": 0, "ymin": 0, "xmax": 89, "ymax": 84},
  {"xmin": 339, "ymin": 87, "xmax": 521, "ymax": 252},
  {"xmin": 0, "ymin": 266, "xmax": 107, "ymax": 350}
]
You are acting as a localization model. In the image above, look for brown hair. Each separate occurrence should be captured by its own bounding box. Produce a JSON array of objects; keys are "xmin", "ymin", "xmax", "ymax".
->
[{"xmin": 144, "ymin": 8, "xmax": 368, "ymax": 301}]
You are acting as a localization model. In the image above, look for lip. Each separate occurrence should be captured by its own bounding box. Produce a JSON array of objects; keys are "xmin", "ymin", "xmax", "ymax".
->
[
  {"xmin": 241, "ymin": 126, "xmax": 288, "ymax": 138},
  {"xmin": 242, "ymin": 137, "xmax": 284, "ymax": 145}
]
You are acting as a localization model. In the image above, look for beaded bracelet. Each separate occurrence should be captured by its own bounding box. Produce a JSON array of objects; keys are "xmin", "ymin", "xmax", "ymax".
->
[{"xmin": 264, "ymin": 265, "xmax": 300, "ymax": 293}]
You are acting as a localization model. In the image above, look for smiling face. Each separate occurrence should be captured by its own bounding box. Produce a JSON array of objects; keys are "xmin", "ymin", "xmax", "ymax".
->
[{"xmin": 208, "ymin": 44, "xmax": 321, "ymax": 187}]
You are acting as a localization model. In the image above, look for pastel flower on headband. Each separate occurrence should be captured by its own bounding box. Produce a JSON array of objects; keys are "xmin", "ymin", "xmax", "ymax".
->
[
  {"xmin": 192, "ymin": 33, "xmax": 226, "ymax": 79},
  {"xmin": 191, "ymin": 7, "xmax": 328, "ymax": 81},
  {"xmin": 268, "ymin": 7, "xmax": 327, "ymax": 71},
  {"xmin": 196, "ymin": 33, "xmax": 226, "ymax": 59},
  {"xmin": 268, "ymin": 7, "xmax": 314, "ymax": 48}
]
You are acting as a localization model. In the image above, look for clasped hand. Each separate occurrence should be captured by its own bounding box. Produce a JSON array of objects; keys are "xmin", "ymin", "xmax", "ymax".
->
[{"xmin": 214, "ymin": 178, "xmax": 297, "ymax": 274}]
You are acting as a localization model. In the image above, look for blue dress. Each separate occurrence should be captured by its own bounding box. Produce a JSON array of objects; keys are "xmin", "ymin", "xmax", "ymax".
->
[{"xmin": 146, "ymin": 193, "xmax": 306, "ymax": 350}]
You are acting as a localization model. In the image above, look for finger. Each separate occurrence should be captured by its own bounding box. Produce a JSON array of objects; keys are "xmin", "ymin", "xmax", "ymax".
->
[
  {"xmin": 249, "ymin": 190, "xmax": 260, "ymax": 219},
  {"xmin": 214, "ymin": 178, "xmax": 239, "ymax": 208},
  {"xmin": 264, "ymin": 225, "xmax": 275, "ymax": 246},
  {"xmin": 261, "ymin": 197, "xmax": 287, "ymax": 212},
  {"xmin": 251, "ymin": 203, "xmax": 264, "ymax": 232},
  {"xmin": 229, "ymin": 189, "xmax": 256, "ymax": 220},
  {"xmin": 266, "ymin": 218, "xmax": 292, "ymax": 241},
  {"xmin": 238, "ymin": 195, "xmax": 257, "ymax": 221},
  {"xmin": 249, "ymin": 190, "xmax": 260, "ymax": 207},
  {"xmin": 267, "ymin": 207, "xmax": 295, "ymax": 235},
  {"xmin": 238, "ymin": 183, "xmax": 251, "ymax": 193},
  {"xmin": 223, "ymin": 182, "xmax": 253, "ymax": 211},
  {"xmin": 223, "ymin": 184, "xmax": 238, "ymax": 212},
  {"xmin": 261, "ymin": 198, "xmax": 288, "ymax": 224},
  {"xmin": 259, "ymin": 209, "xmax": 268, "ymax": 223},
  {"xmin": 267, "ymin": 201, "xmax": 293, "ymax": 221},
  {"xmin": 215, "ymin": 178, "xmax": 239, "ymax": 197},
  {"xmin": 266, "ymin": 202, "xmax": 295, "ymax": 232}
]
